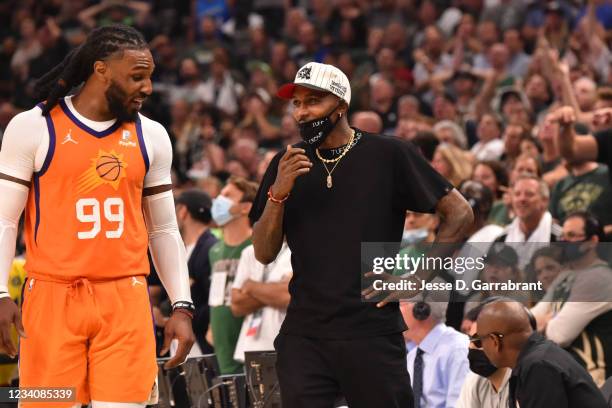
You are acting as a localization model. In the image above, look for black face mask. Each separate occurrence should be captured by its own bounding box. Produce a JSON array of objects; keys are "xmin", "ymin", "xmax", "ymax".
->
[
  {"xmin": 468, "ymin": 349, "xmax": 497, "ymax": 378},
  {"xmin": 561, "ymin": 240, "xmax": 587, "ymax": 263},
  {"xmin": 298, "ymin": 102, "xmax": 341, "ymax": 148}
]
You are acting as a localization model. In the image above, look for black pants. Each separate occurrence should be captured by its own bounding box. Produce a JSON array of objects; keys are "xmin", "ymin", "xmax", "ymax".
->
[{"xmin": 274, "ymin": 332, "xmax": 414, "ymax": 408}]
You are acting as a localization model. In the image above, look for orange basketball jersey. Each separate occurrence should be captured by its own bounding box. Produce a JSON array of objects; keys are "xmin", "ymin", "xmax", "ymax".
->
[{"xmin": 24, "ymin": 100, "xmax": 150, "ymax": 281}]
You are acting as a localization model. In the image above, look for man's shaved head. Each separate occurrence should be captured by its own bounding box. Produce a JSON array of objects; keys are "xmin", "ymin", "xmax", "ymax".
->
[{"xmin": 476, "ymin": 300, "xmax": 533, "ymax": 368}]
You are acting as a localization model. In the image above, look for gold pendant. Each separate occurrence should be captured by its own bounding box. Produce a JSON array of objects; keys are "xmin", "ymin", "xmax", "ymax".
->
[{"xmin": 326, "ymin": 175, "xmax": 332, "ymax": 188}]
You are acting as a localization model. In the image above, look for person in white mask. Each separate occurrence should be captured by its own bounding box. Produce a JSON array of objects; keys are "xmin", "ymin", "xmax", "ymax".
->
[
  {"xmin": 207, "ymin": 176, "xmax": 259, "ymax": 375},
  {"xmin": 401, "ymin": 211, "xmax": 439, "ymax": 248}
]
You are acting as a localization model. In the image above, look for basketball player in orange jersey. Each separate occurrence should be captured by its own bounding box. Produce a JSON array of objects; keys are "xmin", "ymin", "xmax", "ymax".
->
[{"xmin": 0, "ymin": 25, "xmax": 195, "ymax": 407}]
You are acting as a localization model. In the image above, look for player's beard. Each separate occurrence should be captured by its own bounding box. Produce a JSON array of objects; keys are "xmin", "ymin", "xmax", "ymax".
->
[{"xmin": 105, "ymin": 80, "xmax": 139, "ymax": 123}]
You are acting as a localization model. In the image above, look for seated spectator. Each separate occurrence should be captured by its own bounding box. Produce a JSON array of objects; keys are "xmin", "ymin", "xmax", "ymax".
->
[
  {"xmin": 401, "ymin": 211, "xmax": 438, "ymax": 249},
  {"xmin": 450, "ymin": 69, "xmax": 479, "ymax": 122},
  {"xmin": 465, "ymin": 243, "xmax": 526, "ymax": 314},
  {"xmin": 471, "ymin": 160, "xmax": 510, "ymax": 226},
  {"xmin": 503, "ymin": 29, "xmax": 531, "ymax": 79},
  {"xmin": 459, "ymin": 180, "xmax": 503, "ymax": 244},
  {"xmin": 169, "ymin": 58, "xmax": 208, "ymax": 104},
  {"xmin": 472, "ymin": 161, "xmax": 508, "ymax": 201},
  {"xmin": 231, "ymin": 242, "xmax": 291, "ymax": 363},
  {"xmin": 471, "ymin": 113, "xmax": 505, "ymax": 161},
  {"xmin": 433, "ymin": 120, "xmax": 467, "ymax": 149},
  {"xmin": 412, "ymin": 25, "xmax": 453, "ymax": 104},
  {"xmin": 401, "ymin": 299, "xmax": 470, "ymax": 408},
  {"xmin": 518, "ymin": 135, "xmax": 542, "ymax": 159},
  {"xmin": 397, "ymin": 95, "xmax": 423, "ymax": 121},
  {"xmin": 536, "ymin": 112, "xmax": 569, "ymax": 187},
  {"xmin": 432, "ymin": 143, "xmax": 473, "ymax": 187},
  {"xmin": 457, "ymin": 300, "xmax": 512, "ymax": 408},
  {"xmin": 200, "ymin": 49, "xmax": 245, "ymax": 116},
  {"xmin": 369, "ymin": 77, "xmax": 397, "ymax": 132},
  {"xmin": 350, "ymin": 111, "xmax": 383, "ymax": 134},
  {"xmin": 501, "ymin": 121, "xmax": 527, "ymax": 165},
  {"xmin": 495, "ymin": 174, "xmax": 562, "ymax": 268},
  {"xmin": 432, "ymin": 92, "xmax": 461, "ymax": 124},
  {"xmin": 453, "ymin": 181, "xmax": 505, "ymax": 298},
  {"xmin": 549, "ymin": 160, "xmax": 612, "ymax": 232},
  {"xmin": 531, "ymin": 212, "xmax": 612, "ymax": 386},
  {"xmin": 394, "ymin": 211, "xmax": 439, "ymax": 277},
  {"xmin": 238, "ymin": 88, "xmax": 281, "ymax": 148},
  {"xmin": 395, "ymin": 118, "xmax": 433, "ymax": 141},
  {"xmin": 412, "ymin": 130, "xmax": 439, "ymax": 162},
  {"xmin": 489, "ymin": 153, "xmax": 544, "ymax": 228},
  {"xmin": 508, "ymin": 153, "xmax": 542, "ymax": 185},
  {"xmin": 477, "ymin": 300, "xmax": 608, "ymax": 408},
  {"xmin": 524, "ymin": 73, "xmax": 553, "ymax": 118},
  {"xmin": 526, "ymin": 246, "xmax": 563, "ymax": 294}
]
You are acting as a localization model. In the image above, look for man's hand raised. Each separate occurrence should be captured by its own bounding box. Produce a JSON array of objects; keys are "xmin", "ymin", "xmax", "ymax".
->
[{"xmin": 270, "ymin": 145, "xmax": 313, "ymax": 199}]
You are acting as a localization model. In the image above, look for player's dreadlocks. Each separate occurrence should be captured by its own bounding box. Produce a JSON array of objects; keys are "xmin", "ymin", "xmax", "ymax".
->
[{"xmin": 34, "ymin": 24, "xmax": 148, "ymax": 115}]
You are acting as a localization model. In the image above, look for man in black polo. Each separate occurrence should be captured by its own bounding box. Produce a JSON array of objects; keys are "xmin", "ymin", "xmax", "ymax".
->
[
  {"xmin": 249, "ymin": 62, "xmax": 474, "ymax": 408},
  {"xmin": 476, "ymin": 300, "xmax": 607, "ymax": 408}
]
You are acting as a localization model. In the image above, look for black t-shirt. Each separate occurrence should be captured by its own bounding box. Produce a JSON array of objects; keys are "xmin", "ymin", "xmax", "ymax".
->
[
  {"xmin": 509, "ymin": 333, "xmax": 608, "ymax": 408},
  {"xmin": 249, "ymin": 130, "xmax": 453, "ymax": 339}
]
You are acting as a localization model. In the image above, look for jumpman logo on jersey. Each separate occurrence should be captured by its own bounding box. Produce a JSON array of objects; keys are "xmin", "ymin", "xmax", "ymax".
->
[
  {"xmin": 61, "ymin": 129, "xmax": 78, "ymax": 145},
  {"xmin": 132, "ymin": 276, "xmax": 144, "ymax": 287}
]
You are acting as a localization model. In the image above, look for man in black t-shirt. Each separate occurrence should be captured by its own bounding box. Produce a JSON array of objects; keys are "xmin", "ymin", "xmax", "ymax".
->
[
  {"xmin": 554, "ymin": 107, "xmax": 612, "ymax": 192},
  {"xmin": 250, "ymin": 62, "xmax": 474, "ymax": 408},
  {"xmin": 477, "ymin": 300, "xmax": 608, "ymax": 408}
]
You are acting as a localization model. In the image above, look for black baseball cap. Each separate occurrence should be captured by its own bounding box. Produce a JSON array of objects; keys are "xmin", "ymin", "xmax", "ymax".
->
[{"xmin": 175, "ymin": 189, "xmax": 212, "ymax": 223}]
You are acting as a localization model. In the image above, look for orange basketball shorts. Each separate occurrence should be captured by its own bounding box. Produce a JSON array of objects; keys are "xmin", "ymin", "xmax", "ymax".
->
[{"xmin": 19, "ymin": 275, "xmax": 158, "ymax": 407}]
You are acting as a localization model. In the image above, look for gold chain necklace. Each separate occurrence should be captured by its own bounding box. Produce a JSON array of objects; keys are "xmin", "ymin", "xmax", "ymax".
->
[
  {"xmin": 316, "ymin": 130, "xmax": 356, "ymax": 188},
  {"xmin": 315, "ymin": 129, "xmax": 356, "ymax": 163}
]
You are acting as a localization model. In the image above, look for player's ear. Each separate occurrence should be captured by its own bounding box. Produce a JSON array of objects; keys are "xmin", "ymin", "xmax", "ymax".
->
[
  {"xmin": 93, "ymin": 60, "xmax": 111, "ymax": 84},
  {"xmin": 338, "ymin": 100, "xmax": 349, "ymax": 117}
]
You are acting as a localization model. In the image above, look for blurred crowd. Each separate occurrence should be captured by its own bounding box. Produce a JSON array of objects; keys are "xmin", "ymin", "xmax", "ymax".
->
[{"xmin": 2, "ymin": 0, "xmax": 612, "ymax": 406}]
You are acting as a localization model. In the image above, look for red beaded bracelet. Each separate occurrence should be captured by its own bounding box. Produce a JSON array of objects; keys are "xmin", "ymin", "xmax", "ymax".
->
[{"xmin": 267, "ymin": 187, "xmax": 289, "ymax": 203}]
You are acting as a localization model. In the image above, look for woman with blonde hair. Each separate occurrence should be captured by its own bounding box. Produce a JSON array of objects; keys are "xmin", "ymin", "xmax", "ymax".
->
[{"xmin": 432, "ymin": 143, "xmax": 474, "ymax": 186}]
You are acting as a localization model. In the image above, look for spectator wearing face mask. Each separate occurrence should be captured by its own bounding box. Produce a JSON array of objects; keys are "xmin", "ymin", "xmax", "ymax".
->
[
  {"xmin": 531, "ymin": 211, "xmax": 612, "ymax": 386},
  {"xmin": 477, "ymin": 300, "xmax": 608, "ymax": 408},
  {"xmin": 394, "ymin": 211, "xmax": 438, "ymax": 277},
  {"xmin": 457, "ymin": 300, "xmax": 513, "ymax": 408},
  {"xmin": 208, "ymin": 176, "xmax": 259, "ymax": 374},
  {"xmin": 401, "ymin": 211, "xmax": 438, "ymax": 249}
]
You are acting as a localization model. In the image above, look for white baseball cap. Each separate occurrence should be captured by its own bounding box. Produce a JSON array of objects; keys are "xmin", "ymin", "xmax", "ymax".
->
[{"xmin": 277, "ymin": 62, "xmax": 351, "ymax": 105}]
